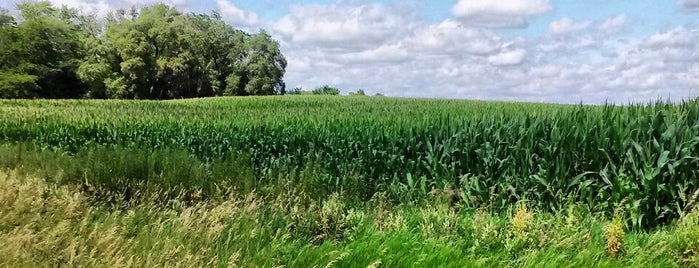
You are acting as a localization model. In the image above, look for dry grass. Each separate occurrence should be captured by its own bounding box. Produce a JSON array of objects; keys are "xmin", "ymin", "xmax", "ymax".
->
[
  {"xmin": 604, "ymin": 217, "xmax": 625, "ymax": 257},
  {"xmin": 0, "ymin": 169, "xmax": 243, "ymax": 267}
]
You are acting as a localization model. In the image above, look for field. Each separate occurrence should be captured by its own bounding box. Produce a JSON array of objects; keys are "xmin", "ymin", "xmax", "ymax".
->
[{"xmin": 1, "ymin": 96, "xmax": 699, "ymax": 267}]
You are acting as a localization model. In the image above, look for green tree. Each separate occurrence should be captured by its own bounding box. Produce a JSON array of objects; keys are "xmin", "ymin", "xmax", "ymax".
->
[
  {"xmin": 349, "ymin": 89, "xmax": 366, "ymax": 96},
  {"xmin": 0, "ymin": 8, "xmax": 15, "ymax": 26},
  {"xmin": 312, "ymin": 85, "xmax": 341, "ymax": 95},
  {"xmin": 226, "ymin": 31, "xmax": 287, "ymax": 96},
  {"xmin": 186, "ymin": 12, "xmax": 246, "ymax": 97},
  {"xmin": 80, "ymin": 5, "xmax": 204, "ymax": 99},
  {"xmin": 79, "ymin": 5, "xmax": 286, "ymax": 99},
  {"xmin": 0, "ymin": 2, "xmax": 87, "ymax": 98},
  {"xmin": 2, "ymin": 2, "xmax": 287, "ymax": 100}
]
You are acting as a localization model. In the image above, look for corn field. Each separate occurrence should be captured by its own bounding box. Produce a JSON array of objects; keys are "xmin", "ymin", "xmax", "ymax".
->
[{"xmin": 1, "ymin": 96, "xmax": 698, "ymax": 228}]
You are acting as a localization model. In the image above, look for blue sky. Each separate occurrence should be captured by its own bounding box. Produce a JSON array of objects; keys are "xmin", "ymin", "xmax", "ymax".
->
[{"xmin": 3, "ymin": 0, "xmax": 699, "ymax": 103}]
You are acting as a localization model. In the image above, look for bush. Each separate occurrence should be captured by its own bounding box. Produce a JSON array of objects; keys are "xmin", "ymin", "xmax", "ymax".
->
[{"xmin": 312, "ymin": 85, "xmax": 340, "ymax": 95}]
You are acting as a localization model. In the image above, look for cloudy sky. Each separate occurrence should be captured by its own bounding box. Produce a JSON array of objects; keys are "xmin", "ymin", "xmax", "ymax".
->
[{"xmin": 3, "ymin": 0, "xmax": 699, "ymax": 103}]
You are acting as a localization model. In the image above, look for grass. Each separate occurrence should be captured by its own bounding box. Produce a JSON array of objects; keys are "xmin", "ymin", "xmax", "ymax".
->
[{"xmin": 1, "ymin": 168, "xmax": 698, "ymax": 267}]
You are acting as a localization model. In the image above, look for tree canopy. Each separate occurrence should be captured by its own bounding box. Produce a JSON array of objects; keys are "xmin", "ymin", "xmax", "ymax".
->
[{"xmin": 0, "ymin": 2, "xmax": 287, "ymax": 99}]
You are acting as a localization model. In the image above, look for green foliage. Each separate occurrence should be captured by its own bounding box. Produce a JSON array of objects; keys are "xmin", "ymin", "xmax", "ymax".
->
[
  {"xmin": 286, "ymin": 87, "xmax": 316, "ymax": 95},
  {"xmin": 0, "ymin": 97, "xmax": 698, "ymax": 229},
  {"xmin": 228, "ymin": 31, "xmax": 287, "ymax": 95},
  {"xmin": 0, "ymin": 1, "xmax": 87, "ymax": 99},
  {"xmin": 349, "ymin": 89, "xmax": 366, "ymax": 96},
  {"xmin": 0, "ymin": 71, "xmax": 39, "ymax": 98},
  {"xmin": 1, "ymin": 168, "xmax": 697, "ymax": 267},
  {"xmin": 0, "ymin": 144, "xmax": 254, "ymax": 204},
  {"xmin": 1, "ymin": 2, "xmax": 286, "ymax": 100},
  {"xmin": 78, "ymin": 4, "xmax": 286, "ymax": 99},
  {"xmin": 0, "ymin": 8, "xmax": 15, "ymax": 26},
  {"xmin": 312, "ymin": 85, "xmax": 341, "ymax": 95}
]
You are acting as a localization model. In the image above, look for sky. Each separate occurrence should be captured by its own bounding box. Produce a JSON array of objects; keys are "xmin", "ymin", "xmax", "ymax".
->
[{"xmin": 2, "ymin": 0, "xmax": 699, "ymax": 104}]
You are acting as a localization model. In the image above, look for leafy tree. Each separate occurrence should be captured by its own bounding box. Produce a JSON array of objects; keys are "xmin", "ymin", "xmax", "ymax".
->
[
  {"xmin": 0, "ymin": 8, "xmax": 15, "ymax": 26},
  {"xmin": 227, "ymin": 31, "xmax": 287, "ymax": 96},
  {"xmin": 3, "ymin": 2, "xmax": 287, "ymax": 100},
  {"xmin": 349, "ymin": 89, "xmax": 366, "ymax": 96},
  {"xmin": 0, "ymin": 2, "xmax": 87, "ymax": 98},
  {"xmin": 0, "ymin": 72, "xmax": 39, "ymax": 98},
  {"xmin": 312, "ymin": 85, "xmax": 341, "ymax": 95},
  {"xmin": 186, "ymin": 12, "xmax": 246, "ymax": 97},
  {"xmin": 79, "ymin": 5, "xmax": 286, "ymax": 99}
]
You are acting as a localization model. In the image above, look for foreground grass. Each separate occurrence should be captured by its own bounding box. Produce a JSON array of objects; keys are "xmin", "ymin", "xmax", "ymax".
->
[{"xmin": 2, "ymin": 169, "xmax": 698, "ymax": 267}]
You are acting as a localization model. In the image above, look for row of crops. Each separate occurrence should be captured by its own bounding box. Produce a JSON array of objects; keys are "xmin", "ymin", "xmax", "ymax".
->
[{"xmin": 1, "ymin": 96, "xmax": 698, "ymax": 228}]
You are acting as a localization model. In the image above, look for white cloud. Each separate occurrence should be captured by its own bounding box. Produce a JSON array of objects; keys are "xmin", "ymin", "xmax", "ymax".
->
[
  {"xmin": 216, "ymin": 0, "xmax": 258, "ymax": 27},
  {"xmin": 453, "ymin": 0, "xmax": 552, "ymax": 17},
  {"xmin": 275, "ymin": 6, "xmax": 698, "ymax": 104},
  {"xmin": 529, "ymin": 64, "xmax": 562, "ymax": 77},
  {"xmin": 271, "ymin": 3, "xmax": 527, "ymax": 98},
  {"xmin": 407, "ymin": 19, "xmax": 503, "ymax": 56},
  {"xmin": 643, "ymin": 28, "xmax": 696, "ymax": 49},
  {"xmin": 549, "ymin": 15, "xmax": 627, "ymax": 38},
  {"xmin": 44, "ymin": 0, "xmax": 190, "ymax": 17},
  {"xmin": 598, "ymin": 15, "xmax": 628, "ymax": 35},
  {"xmin": 452, "ymin": 0, "xmax": 552, "ymax": 28},
  {"xmin": 640, "ymin": 28, "xmax": 699, "ymax": 63},
  {"xmin": 47, "ymin": 0, "xmax": 112, "ymax": 17},
  {"xmin": 487, "ymin": 48, "xmax": 527, "ymax": 66},
  {"xmin": 521, "ymin": 25, "xmax": 699, "ymax": 103},
  {"xmin": 549, "ymin": 18, "xmax": 591, "ymax": 35},
  {"xmin": 273, "ymin": 4, "xmax": 415, "ymax": 50},
  {"xmin": 335, "ymin": 44, "xmax": 409, "ymax": 64}
]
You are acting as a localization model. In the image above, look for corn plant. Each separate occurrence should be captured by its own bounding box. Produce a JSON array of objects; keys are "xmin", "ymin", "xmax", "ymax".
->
[{"xmin": 1, "ymin": 96, "xmax": 698, "ymax": 228}]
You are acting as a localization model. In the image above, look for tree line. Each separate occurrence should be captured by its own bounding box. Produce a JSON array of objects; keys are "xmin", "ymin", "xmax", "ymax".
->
[{"xmin": 0, "ymin": 2, "xmax": 287, "ymax": 99}]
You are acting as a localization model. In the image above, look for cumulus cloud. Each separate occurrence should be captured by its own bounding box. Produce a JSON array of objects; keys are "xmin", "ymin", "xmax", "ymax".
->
[
  {"xmin": 641, "ymin": 28, "xmax": 699, "ymax": 62},
  {"xmin": 522, "ymin": 26, "xmax": 699, "ymax": 103},
  {"xmin": 549, "ymin": 18, "xmax": 591, "ymax": 35},
  {"xmin": 271, "ymin": 3, "xmax": 532, "ymax": 97},
  {"xmin": 452, "ymin": 0, "xmax": 552, "ymax": 28},
  {"xmin": 407, "ymin": 19, "xmax": 503, "ymax": 56},
  {"xmin": 548, "ymin": 15, "xmax": 627, "ymax": 38},
  {"xmin": 276, "ymin": 4, "xmax": 692, "ymax": 103},
  {"xmin": 487, "ymin": 48, "xmax": 527, "ymax": 66},
  {"xmin": 45, "ymin": 0, "xmax": 112, "ymax": 16},
  {"xmin": 216, "ymin": 0, "xmax": 258, "ymax": 27},
  {"xmin": 598, "ymin": 15, "xmax": 628, "ymax": 36},
  {"xmin": 643, "ymin": 28, "xmax": 696, "ymax": 49},
  {"xmin": 273, "ymin": 4, "xmax": 415, "ymax": 50}
]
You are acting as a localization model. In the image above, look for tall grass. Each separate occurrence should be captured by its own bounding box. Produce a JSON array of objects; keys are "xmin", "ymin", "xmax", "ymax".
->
[
  {"xmin": 1, "ymin": 169, "xmax": 698, "ymax": 267},
  {"xmin": 1, "ymin": 96, "xmax": 698, "ymax": 228}
]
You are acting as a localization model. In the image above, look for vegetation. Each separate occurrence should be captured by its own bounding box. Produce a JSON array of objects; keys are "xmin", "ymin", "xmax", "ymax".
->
[
  {"xmin": 312, "ymin": 85, "xmax": 342, "ymax": 95},
  {"xmin": 350, "ymin": 89, "xmax": 367, "ymax": 96},
  {"xmin": 0, "ymin": 2, "xmax": 286, "ymax": 99},
  {"xmin": 3, "ymin": 2, "xmax": 697, "ymax": 266},
  {"xmin": 288, "ymin": 85, "xmax": 343, "ymax": 95},
  {"xmin": 1, "ymin": 97, "xmax": 698, "ymax": 231},
  {"xmin": 1, "ymin": 96, "xmax": 698, "ymax": 265},
  {"xmin": 2, "ymin": 163, "xmax": 699, "ymax": 267}
]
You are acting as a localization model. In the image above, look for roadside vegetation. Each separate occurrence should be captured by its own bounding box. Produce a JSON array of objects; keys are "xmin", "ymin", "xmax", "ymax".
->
[{"xmin": 2, "ymin": 166, "xmax": 698, "ymax": 267}]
